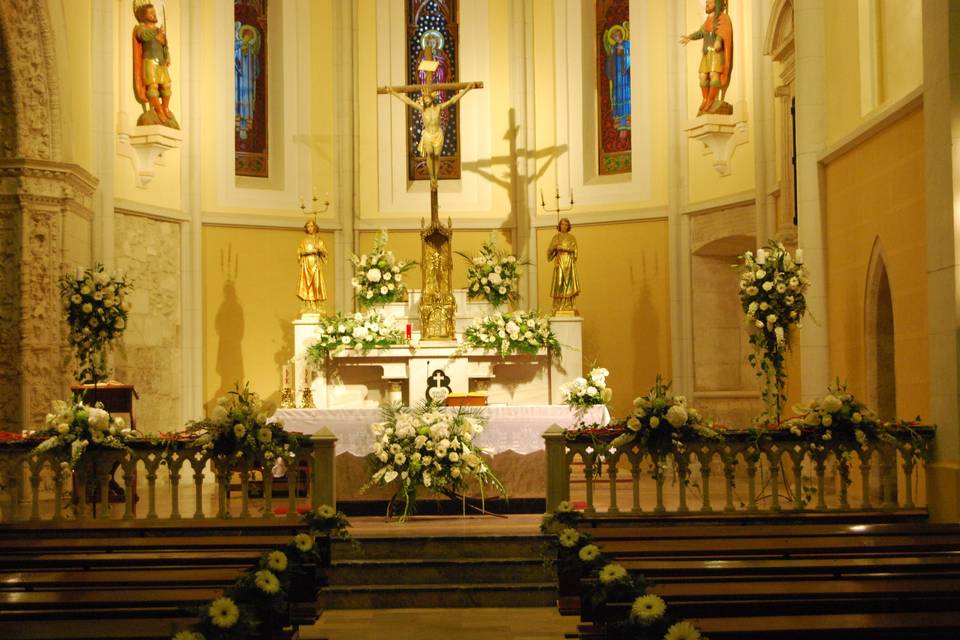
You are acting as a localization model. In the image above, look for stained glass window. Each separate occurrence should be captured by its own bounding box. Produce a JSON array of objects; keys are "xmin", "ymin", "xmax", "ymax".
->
[
  {"xmin": 235, "ymin": 0, "xmax": 268, "ymax": 177},
  {"xmin": 596, "ymin": 0, "xmax": 631, "ymax": 175},
  {"xmin": 406, "ymin": 0, "xmax": 460, "ymax": 182}
]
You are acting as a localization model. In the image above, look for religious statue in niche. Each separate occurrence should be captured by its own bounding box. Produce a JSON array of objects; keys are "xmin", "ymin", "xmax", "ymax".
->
[
  {"xmin": 597, "ymin": 0, "xmax": 631, "ymax": 175},
  {"xmin": 385, "ymin": 84, "xmax": 479, "ymax": 189},
  {"xmin": 680, "ymin": 0, "xmax": 734, "ymax": 116},
  {"xmin": 132, "ymin": 0, "xmax": 179, "ymax": 128},
  {"xmin": 235, "ymin": 22, "xmax": 261, "ymax": 141},
  {"xmin": 297, "ymin": 219, "xmax": 328, "ymax": 314},
  {"xmin": 548, "ymin": 218, "xmax": 580, "ymax": 316}
]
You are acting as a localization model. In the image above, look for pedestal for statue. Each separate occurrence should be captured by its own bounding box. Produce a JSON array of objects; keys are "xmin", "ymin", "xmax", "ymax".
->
[{"xmin": 292, "ymin": 294, "xmax": 582, "ymax": 409}]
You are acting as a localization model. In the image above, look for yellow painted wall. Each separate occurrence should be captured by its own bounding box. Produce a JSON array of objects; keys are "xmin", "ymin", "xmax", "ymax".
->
[
  {"xmin": 823, "ymin": 107, "xmax": 927, "ymax": 420},
  {"xmin": 537, "ymin": 219, "xmax": 671, "ymax": 417},
  {"xmin": 879, "ymin": 0, "xmax": 922, "ymax": 105},
  {"xmin": 202, "ymin": 225, "xmax": 336, "ymax": 412},
  {"xmin": 54, "ymin": 0, "xmax": 93, "ymax": 171},
  {"xmin": 113, "ymin": 0, "xmax": 182, "ymax": 209},
  {"xmin": 685, "ymin": 0, "xmax": 756, "ymax": 204}
]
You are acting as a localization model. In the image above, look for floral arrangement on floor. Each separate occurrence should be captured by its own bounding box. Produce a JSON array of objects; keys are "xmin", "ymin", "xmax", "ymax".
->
[
  {"xmin": 351, "ymin": 229, "xmax": 414, "ymax": 308},
  {"xmin": 608, "ymin": 376, "xmax": 721, "ymax": 475},
  {"xmin": 784, "ymin": 381, "xmax": 929, "ymax": 466},
  {"xmin": 561, "ymin": 367, "xmax": 613, "ymax": 422},
  {"xmin": 458, "ymin": 238, "xmax": 523, "ymax": 308},
  {"xmin": 59, "ymin": 263, "xmax": 133, "ymax": 383},
  {"xmin": 185, "ymin": 383, "xmax": 295, "ymax": 465},
  {"xmin": 366, "ymin": 402, "xmax": 504, "ymax": 520},
  {"xmin": 305, "ymin": 311, "xmax": 408, "ymax": 363},
  {"xmin": 461, "ymin": 310, "xmax": 561, "ymax": 357},
  {"xmin": 541, "ymin": 502, "xmax": 708, "ymax": 640},
  {"xmin": 737, "ymin": 240, "xmax": 809, "ymax": 423},
  {"xmin": 28, "ymin": 397, "xmax": 139, "ymax": 468},
  {"xmin": 173, "ymin": 505, "xmax": 355, "ymax": 640}
]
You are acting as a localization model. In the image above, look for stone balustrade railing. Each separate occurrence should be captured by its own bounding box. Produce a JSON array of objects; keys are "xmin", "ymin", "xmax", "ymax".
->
[
  {"xmin": 543, "ymin": 425, "xmax": 935, "ymax": 516},
  {"xmin": 0, "ymin": 428, "xmax": 337, "ymax": 524}
]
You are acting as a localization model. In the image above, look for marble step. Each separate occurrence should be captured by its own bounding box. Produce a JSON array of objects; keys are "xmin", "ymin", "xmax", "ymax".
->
[
  {"xmin": 320, "ymin": 582, "xmax": 558, "ymax": 609},
  {"xmin": 333, "ymin": 536, "xmax": 547, "ymax": 560},
  {"xmin": 328, "ymin": 557, "xmax": 553, "ymax": 586}
]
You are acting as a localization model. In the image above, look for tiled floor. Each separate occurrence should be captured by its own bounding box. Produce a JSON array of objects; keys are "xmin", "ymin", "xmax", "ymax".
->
[{"xmin": 301, "ymin": 607, "xmax": 578, "ymax": 639}]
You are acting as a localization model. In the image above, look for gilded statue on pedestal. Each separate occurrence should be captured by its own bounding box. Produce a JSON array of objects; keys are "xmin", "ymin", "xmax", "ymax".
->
[
  {"xmin": 297, "ymin": 219, "xmax": 327, "ymax": 313},
  {"xmin": 548, "ymin": 218, "xmax": 580, "ymax": 316},
  {"xmin": 679, "ymin": 0, "xmax": 734, "ymax": 116},
  {"xmin": 132, "ymin": 1, "xmax": 179, "ymax": 128}
]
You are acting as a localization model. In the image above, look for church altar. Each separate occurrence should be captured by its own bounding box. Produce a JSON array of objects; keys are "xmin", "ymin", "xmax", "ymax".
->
[
  {"xmin": 292, "ymin": 289, "xmax": 584, "ymax": 409},
  {"xmin": 274, "ymin": 405, "xmax": 609, "ymax": 501}
]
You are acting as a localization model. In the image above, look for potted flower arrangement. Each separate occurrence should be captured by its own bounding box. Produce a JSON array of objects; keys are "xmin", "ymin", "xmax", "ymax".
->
[
  {"xmin": 561, "ymin": 367, "xmax": 613, "ymax": 423},
  {"xmin": 305, "ymin": 310, "xmax": 408, "ymax": 364},
  {"xmin": 29, "ymin": 397, "xmax": 140, "ymax": 468},
  {"xmin": 59, "ymin": 264, "xmax": 132, "ymax": 383},
  {"xmin": 737, "ymin": 241, "xmax": 809, "ymax": 423},
  {"xmin": 459, "ymin": 238, "xmax": 523, "ymax": 308},
  {"xmin": 461, "ymin": 310, "xmax": 560, "ymax": 356},
  {"xmin": 609, "ymin": 376, "xmax": 720, "ymax": 479},
  {"xmin": 350, "ymin": 230, "xmax": 415, "ymax": 308},
  {"xmin": 366, "ymin": 402, "xmax": 504, "ymax": 519}
]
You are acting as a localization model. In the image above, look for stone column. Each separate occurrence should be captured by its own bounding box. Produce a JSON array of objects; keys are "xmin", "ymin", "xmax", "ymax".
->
[{"xmin": 922, "ymin": 0, "xmax": 960, "ymax": 521}]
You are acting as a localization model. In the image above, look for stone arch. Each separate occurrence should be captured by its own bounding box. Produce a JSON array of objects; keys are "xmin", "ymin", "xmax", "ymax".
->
[
  {"xmin": 0, "ymin": 0, "xmax": 62, "ymax": 161},
  {"xmin": 864, "ymin": 236, "xmax": 896, "ymax": 419}
]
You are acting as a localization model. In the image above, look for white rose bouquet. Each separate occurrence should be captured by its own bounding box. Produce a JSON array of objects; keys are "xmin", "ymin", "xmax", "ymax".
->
[
  {"xmin": 561, "ymin": 367, "xmax": 613, "ymax": 422},
  {"xmin": 610, "ymin": 376, "xmax": 720, "ymax": 468},
  {"xmin": 351, "ymin": 230, "xmax": 414, "ymax": 308},
  {"xmin": 461, "ymin": 310, "xmax": 561, "ymax": 356},
  {"xmin": 458, "ymin": 239, "xmax": 523, "ymax": 308},
  {"xmin": 737, "ymin": 241, "xmax": 809, "ymax": 423},
  {"xmin": 185, "ymin": 383, "xmax": 295, "ymax": 464},
  {"xmin": 59, "ymin": 263, "xmax": 132, "ymax": 383},
  {"xmin": 366, "ymin": 402, "xmax": 503, "ymax": 519},
  {"xmin": 29, "ymin": 397, "xmax": 140, "ymax": 468},
  {"xmin": 305, "ymin": 311, "xmax": 408, "ymax": 363}
]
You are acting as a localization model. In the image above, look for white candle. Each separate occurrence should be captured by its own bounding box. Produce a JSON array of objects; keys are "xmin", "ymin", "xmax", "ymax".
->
[
  {"xmin": 794, "ymin": 249, "xmax": 804, "ymax": 264},
  {"xmin": 756, "ymin": 249, "xmax": 767, "ymax": 265}
]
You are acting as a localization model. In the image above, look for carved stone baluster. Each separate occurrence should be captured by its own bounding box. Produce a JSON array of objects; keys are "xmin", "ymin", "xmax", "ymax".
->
[
  {"xmin": 769, "ymin": 451, "xmax": 782, "ymax": 512},
  {"xmin": 860, "ymin": 449, "xmax": 873, "ymax": 510},
  {"xmin": 286, "ymin": 456, "xmax": 298, "ymax": 518},
  {"xmin": 97, "ymin": 463, "xmax": 111, "ymax": 520},
  {"xmin": 814, "ymin": 454, "xmax": 827, "ymax": 511},
  {"xmin": 216, "ymin": 459, "xmax": 230, "ymax": 519},
  {"xmin": 29, "ymin": 460, "xmax": 41, "ymax": 521},
  {"xmin": 654, "ymin": 455, "xmax": 666, "ymax": 514},
  {"xmin": 239, "ymin": 459, "xmax": 251, "ymax": 519},
  {"xmin": 677, "ymin": 454, "xmax": 689, "ymax": 513},
  {"xmin": 838, "ymin": 456, "xmax": 850, "ymax": 511},
  {"xmin": 793, "ymin": 451, "xmax": 805, "ymax": 511},
  {"xmin": 629, "ymin": 452, "xmax": 642, "ymax": 513},
  {"xmin": 880, "ymin": 445, "xmax": 897, "ymax": 511},
  {"xmin": 745, "ymin": 454, "xmax": 758, "ymax": 512},
  {"xmin": 700, "ymin": 451, "xmax": 713, "ymax": 513},
  {"xmin": 583, "ymin": 450, "xmax": 596, "ymax": 515},
  {"xmin": 122, "ymin": 458, "xmax": 136, "ymax": 520},
  {"xmin": 52, "ymin": 463, "xmax": 64, "ymax": 522},
  {"xmin": 193, "ymin": 458, "xmax": 206, "ymax": 519},
  {"xmin": 723, "ymin": 454, "xmax": 736, "ymax": 512},
  {"xmin": 607, "ymin": 453, "xmax": 619, "ymax": 514},
  {"xmin": 262, "ymin": 464, "xmax": 274, "ymax": 519},
  {"xmin": 901, "ymin": 448, "xmax": 916, "ymax": 509},
  {"xmin": 168, "ymin": 457, "xmax": 183, "ymax": 520},
  {"xmin": 144, "ymin": 457, "xmax": 159, "ymax": 520}
]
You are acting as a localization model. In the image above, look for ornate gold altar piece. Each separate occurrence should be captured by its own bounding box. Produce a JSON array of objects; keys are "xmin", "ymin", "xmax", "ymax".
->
[{"xmin": 420, "ymin": 205, "xmax": 456, "ymax": 341}]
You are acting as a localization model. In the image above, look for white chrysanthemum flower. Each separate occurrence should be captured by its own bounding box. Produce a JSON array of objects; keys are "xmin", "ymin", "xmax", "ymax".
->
[
  {"xmin": 208, "ymin": 597, "xmax": 240, "ymax": 629},
  {"xmin": 666, "ymin": 405, "xmax": 688, "ymax": 428},
  {"xmin": 488, "ymin": 272, "xmax": 502, "ymax": 285},
  {"xmin": 579, "ymin": 544, "xmax": 601, "ymax": 562},
  {"xmin": 598, "ymin": 563, "xmax": 628, "ymax": 585},
  {"xmin": 233, "ymin": 423, "xmax": 246, "ymax": 439},
  {"xmin": 630, "ymin": 593, "xmax": 666, "ymax": 623},
  {"xmin": 366, "ymin": 267, "xmax": 382, "ymax": 283},
  {"xmin": 664, "ymin": 620, "xmax": 702, "ymax": 640},
  {"xmin": 87, "ymin": 407, "xmax": 110, "ymax": 431}
]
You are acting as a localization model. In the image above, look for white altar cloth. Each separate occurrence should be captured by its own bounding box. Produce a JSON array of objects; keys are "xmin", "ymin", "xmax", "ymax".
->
[{"xmin": 273, "ymin": 405, "xmax": 610, "ymax": 456}]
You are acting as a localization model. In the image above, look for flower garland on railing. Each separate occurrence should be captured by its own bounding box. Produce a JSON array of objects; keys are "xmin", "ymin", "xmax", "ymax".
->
[
  {"xmin": 351, "ymin": 229, "xmax": 415, "ymax": 308},
  {"xmin": 28, "ymin": 397, "xmax": 140, "ymax": 469},
  {"xmin": 606, "ymin": 376, "xmax": 721, "ymax": 478},
  {"xmin": 185, "ymin": 384, "xmax": 295, "ymax": 465},
  {"xmin": 305, "ymin": 311, "xmax": 408, "ymax": 364},
  {"xmin": 561, "ymin": 367, "xmax": 612, "ymax": 423},
  {"xmin": 172, "ymin": 505, "xmax": 355, "ymax": 640},
  {"xmin": 59, "ymin": 263, "xmax": 132, "ymax": 383},
  {"xmin": 458, "ymin": 238, "xmax": 523, "ymax": 308},
  {"xmin": 461, "ymin": 310, "xmax": 561, "ymax": 357},
  {"xmin": 737, "ymin": 241, "xmax": 809, "ymax": 423},
  {"xmin": 541, "ymin": 503, "xmax": 707, "ymax": 640},
  {"xmin": 366, "ymin": 401, "xmax": 504, "ymax": 520}
]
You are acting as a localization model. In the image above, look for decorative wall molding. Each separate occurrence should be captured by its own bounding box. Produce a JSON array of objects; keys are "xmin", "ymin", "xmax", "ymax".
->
[
  {"xmin": 685, "ymin": 106, "xmax": 750, "ymax": 177},
  {"xmin": 202, "ymin": 212, "xmax": 340, "ymax": 231},
  {"xmin": 116, "ymin": 125, "xmax": 183, "ymax": 188},
  {"xmin": 819, "ymin": 87, "xmax": 923, "ymax": 166}
]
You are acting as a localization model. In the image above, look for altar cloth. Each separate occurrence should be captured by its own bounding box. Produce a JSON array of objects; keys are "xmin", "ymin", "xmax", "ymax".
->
[{"xmin": 273, "ymin": 405, "xmax": 611, "ymax": 456}]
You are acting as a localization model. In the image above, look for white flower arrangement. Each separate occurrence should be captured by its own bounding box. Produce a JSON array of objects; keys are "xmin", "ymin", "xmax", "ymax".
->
[
  {"xmin": 59, "ymin": 263, "xmax": 132, "ymax": 383},
  {"xmin": 459, "ymin": 239, "xmax": 523, "ymax": 308},
  {"xmin": 305, "ymin": 311, "xmax": 408, "ymax": 363},
  {"xmin": 609, "ymin": 376, "xmax": 720, "ymax": 468},
  {"xmin": 29, "ymin": 397, "xmax": 140, "ymax": 468},
  {"xmin": 561, "ymin": 367, "xmax": 613, "ymax": 421},
  {"xmin": 737, "ymin": 241, "xmax": 809, "ymax": 422},
  {"xmin": 185, "ymin": 383, "xmax": 295, "ymax": 464},
  {"xmin": 461, "ymin": 310, "xmax": 561, "ymax": 356},
  {"xmin": 366, "ymin": 402, "xmax": 504, "ymax": 519},
  {"xmin": 350, "ymin": 230, "xmax": 414, "ymax": 308}
]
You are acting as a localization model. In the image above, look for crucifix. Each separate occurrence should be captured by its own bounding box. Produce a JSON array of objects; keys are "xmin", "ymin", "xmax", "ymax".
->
[{"xmin": 378, "ymin": 68, "xmax": 484, "ymax": 340}]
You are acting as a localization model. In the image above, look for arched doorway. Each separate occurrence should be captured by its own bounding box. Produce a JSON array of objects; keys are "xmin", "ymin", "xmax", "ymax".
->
[{"xmin": 865, "ymin": 239, "xmax": 896, "ymax": 420}]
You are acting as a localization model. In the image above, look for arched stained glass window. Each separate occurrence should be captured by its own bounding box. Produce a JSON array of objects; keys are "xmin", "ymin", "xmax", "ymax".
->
[
  {"xmin": 235, "ymin": 0, "xmax": 268, "ymax": 177},
  {"xmin": 597, "ymin": 0, "xmax": 631, "ymax": 175},
  {"xmin": 406, "ymin": 0, "xmax": 460, "ymax": 182}
]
